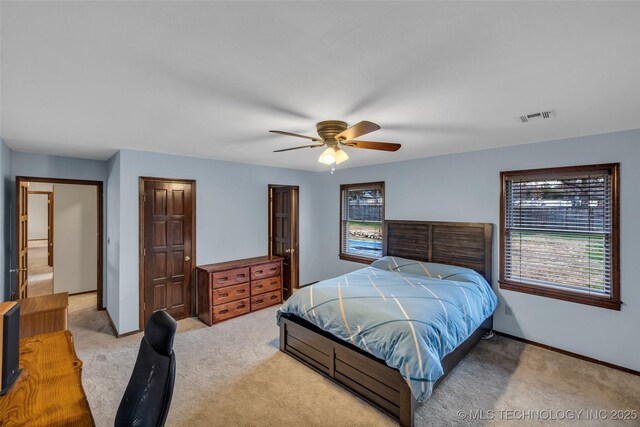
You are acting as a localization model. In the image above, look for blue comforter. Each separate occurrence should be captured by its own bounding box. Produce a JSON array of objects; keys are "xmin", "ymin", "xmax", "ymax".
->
[{"xmin": 277, "ymin": 256, "xmax": 498, "ymax": 401}]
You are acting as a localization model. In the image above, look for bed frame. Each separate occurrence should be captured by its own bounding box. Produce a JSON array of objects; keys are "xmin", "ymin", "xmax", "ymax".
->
[{"xmin": 279, "ymin": 220, "xmax": 494, "ymax": 427}]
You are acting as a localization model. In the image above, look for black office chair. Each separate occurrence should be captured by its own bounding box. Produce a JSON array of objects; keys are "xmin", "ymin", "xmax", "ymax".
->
[{"xmin": 115, "ymin": 310, "xmax": 177, "ymax": 427}]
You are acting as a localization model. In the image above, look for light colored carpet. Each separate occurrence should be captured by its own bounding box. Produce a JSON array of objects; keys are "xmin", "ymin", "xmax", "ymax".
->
[
  {"xmin": 27, "ymin": 240, "xmax": 53, "ymax": 297},
  {"xmin": 68, "ymin": 294, "xmax": 640, "ymax": 426}
]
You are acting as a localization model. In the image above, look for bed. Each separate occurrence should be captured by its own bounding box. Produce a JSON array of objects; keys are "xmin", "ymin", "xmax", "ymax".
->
[{"xmin": 277, "ymin": 220, "xmax": 496, "ymax": 426}]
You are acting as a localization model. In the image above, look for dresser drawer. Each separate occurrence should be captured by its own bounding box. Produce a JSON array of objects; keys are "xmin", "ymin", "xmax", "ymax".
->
[
  {"xmin": 212, "ymin": 283, "xmax": 250, "ymax": 305},
  {"xmin": 211, "ymin": 267, "xmax": 250, "ymax": 289},
  {"xmin": 251, "ymin": 276, "xmax": 281, "ymax": 295},
  {"xmin": 250, "ymin": 262, "xmax": 281, "ymax": 281},
  {"xmin": 212, "ymin": 298, "xmax": 250, "ymax": 323},
  {"xmin": 250, "ymin": 290, "xmax": 281, "ymax": 311}
]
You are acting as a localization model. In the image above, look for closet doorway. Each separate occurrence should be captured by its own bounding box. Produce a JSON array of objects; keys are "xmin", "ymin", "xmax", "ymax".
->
[
  {"xmin": 139, "ymin": 177, "xmax": 196, "ymax": 329},
  {"xmin": 15, "ymin": 177, "xmax": 103, "ymax": 311},
  {"xmin": 268, "ymin": 185, "xmax": 299, "ymax": 299}
]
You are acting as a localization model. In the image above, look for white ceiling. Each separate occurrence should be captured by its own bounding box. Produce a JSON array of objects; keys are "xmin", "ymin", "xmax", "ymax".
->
[{"xmin": 1, "ymin": 1, "xmax": 639, "ymax": 171}]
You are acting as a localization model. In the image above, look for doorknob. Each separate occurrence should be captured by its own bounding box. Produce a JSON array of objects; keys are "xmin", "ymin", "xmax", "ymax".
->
[
  {"xmin": 285, "ymin": 249, "xmax": 295, "ymax": 254},
  {"xmin": 184, "ymin": 256, "xmax": 191, "ymax": 262}
]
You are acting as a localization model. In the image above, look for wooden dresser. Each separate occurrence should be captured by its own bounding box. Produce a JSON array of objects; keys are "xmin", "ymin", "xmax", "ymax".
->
[{"xmin": 196, "ymin": 256, "xmax": 284, "ymax": 326}]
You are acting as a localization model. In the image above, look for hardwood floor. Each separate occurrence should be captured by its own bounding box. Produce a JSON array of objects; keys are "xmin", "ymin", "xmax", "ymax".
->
[
  {"xmin": 27, "ymin": 240, "xmax": 54, "ymax": 297},
  {"xmin": 69, "ymin": 292, "xmax": 100, "ymax": 314}
]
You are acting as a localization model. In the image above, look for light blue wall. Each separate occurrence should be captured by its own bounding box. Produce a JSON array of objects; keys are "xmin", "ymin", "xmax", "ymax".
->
[
  {"xmin": 113, "ymin": 149, "xmax": 322, "ymax": 333},
  {"xmin": 5, "ymin": 129, "xmax": 639, "ymax": 372},
  {"xmin": 0, "ymin": 139, "xmax": 12, "ymax": 301},
  {"xmin": 10, "ymin": 152, "xmax": 109, "ymax": 305},
  {"xmin": 316, "ymin": 129, "xmax": 640, "ymax": 371},
  {"xmin": 11, "ymin": 151, "xmax": 108, "ymax": 183},
  {"xmin": 3, "ymin": 148, "xmax": 322, "ymax": 334},
  {"xmin": 106, "ymin": 152, "xmax": 121, "ymax": 325}
]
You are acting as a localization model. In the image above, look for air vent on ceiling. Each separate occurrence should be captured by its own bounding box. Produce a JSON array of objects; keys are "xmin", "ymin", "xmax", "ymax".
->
[{"xmin": 520, "ymin": 110, "xmax": 555, "ymax": 123}]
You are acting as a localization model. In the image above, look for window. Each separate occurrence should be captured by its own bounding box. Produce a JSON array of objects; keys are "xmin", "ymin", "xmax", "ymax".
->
[
  {"xmin": 500, "ymin": 164, "xmax": 620, "ymax": 310},
  {"xmin": 340, "ymin": 182, "xmax": 384, "ymax": 263}
]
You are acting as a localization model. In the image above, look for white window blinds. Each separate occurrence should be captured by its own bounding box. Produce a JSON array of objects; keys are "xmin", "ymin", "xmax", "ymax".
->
[
  {"xmin": 503, "ymin": 168, "xmax": 616, "ymax": 298},
  {"xmin": 340, "ymin": 182, "xmax": 384, "ymax": 260}
]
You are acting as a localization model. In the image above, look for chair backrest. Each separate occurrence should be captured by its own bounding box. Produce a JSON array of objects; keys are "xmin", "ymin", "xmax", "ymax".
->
[{"xmin": 115, "ymin": 311, "xmax": 177, "ymax": 427}]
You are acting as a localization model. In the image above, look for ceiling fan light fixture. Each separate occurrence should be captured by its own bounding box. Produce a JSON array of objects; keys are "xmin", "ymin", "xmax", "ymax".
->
[
  {"xmin": 318, "ymin": 146, "xmax": 337, "ymax": 165},
  {"xmin": 271, "ymin": 120, "xmax": 400, "ymax": 166},
  {"xmin": 335, "ymin": 148, "xmax": 349, "ymax": 164}
]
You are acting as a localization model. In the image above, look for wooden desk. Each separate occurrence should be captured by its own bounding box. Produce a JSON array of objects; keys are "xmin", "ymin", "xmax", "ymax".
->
[
  {"xmin": 0, "ymin": 331, "xmax": 95, "ymax": 426},
  {"xmin": 19, "ymin": 293, "xmax": 69, "ymax": 338}
]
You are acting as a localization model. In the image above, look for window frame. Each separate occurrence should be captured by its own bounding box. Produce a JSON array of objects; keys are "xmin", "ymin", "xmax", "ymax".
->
[
  {"xmin": 339, "ymin": 181, "xmax": 385, "ymax": 264},
  {"xmin": 499, "ymin": 163, "xmax": 621, "ymax": 310}
]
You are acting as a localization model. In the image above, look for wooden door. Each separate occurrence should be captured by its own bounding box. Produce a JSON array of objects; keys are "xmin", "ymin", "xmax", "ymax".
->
[
  {"xmin": 47, "ymin": 192, "xmax": 54, "ymax": 267},
  {"xmin": 17, "ymin": 180, "xmax": 29, "ymax": 299},
  {"xmin": 141, "ymin": 179, "xmax": 195, "ymax": 326},
  {"xmin": 269, "ymin": 186, "xmax": 299, "ymax": 299}
]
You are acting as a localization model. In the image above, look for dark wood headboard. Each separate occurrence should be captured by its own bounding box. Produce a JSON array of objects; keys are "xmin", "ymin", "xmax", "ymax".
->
[{"xmin": 383, "ymin": 220, "xmax": 494, "ymax": 283}]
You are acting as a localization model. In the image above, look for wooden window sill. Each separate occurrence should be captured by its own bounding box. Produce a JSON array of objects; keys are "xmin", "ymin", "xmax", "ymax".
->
[
  {"xmin": 339, "ymin": 253, "xmax": 378, "ymax": 265},
  {"xmin": 499, "ymin": 280, "xmax": 622, "ymax": 311}
]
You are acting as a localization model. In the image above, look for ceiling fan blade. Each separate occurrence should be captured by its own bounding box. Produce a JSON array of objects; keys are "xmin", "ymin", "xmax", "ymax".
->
[
  {"xmin": 273, "ymin": 144, "xmax": 324, "ymax": 153},
  {"xmin": 269, "ymin": 130, "xmax": 321, "ymax": 142},
  {"xmin": 335, "ymin": 121, "xmax": 380, "ymax": 141},
  {"xmin": 341, "ymin": 140, "xmax": 401, "ymax": 152}
]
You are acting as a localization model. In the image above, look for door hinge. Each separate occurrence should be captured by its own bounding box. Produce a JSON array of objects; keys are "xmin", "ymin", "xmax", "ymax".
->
[
  {"xmin": 143, "ymin": 248, "xmax": 146, "ymax": 256},
  {"xmin": 141, "ymin": 192, "xmax": 146, "ymax": 202}
]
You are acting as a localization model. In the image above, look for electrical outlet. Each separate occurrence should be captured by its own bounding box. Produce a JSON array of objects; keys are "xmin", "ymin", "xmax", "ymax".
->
[{"xmin": 505, "ymin": 305, "xmax": 513, "ymax": 316}]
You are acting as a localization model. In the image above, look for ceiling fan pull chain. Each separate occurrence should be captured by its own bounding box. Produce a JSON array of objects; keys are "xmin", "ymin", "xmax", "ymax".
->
[{"xmin": 331, "ymin": 164, "xmax": 336, "ymax": 174}]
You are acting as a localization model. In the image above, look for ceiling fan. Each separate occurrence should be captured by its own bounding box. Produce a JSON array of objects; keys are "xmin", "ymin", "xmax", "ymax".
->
[{"xmin": 269, "ymin": 120, "xmax": 401, "ymax": 166}]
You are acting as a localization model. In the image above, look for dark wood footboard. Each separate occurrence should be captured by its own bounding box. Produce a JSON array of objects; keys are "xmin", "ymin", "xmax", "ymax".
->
[{"xmin": 280, "ymin": 314, "xmax": 493, "ymax": 427}]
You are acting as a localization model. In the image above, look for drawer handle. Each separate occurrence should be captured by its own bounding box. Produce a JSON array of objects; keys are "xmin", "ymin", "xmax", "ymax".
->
[
  {"xmin": 271, "ymin": 281, "xmax": 277, "ymax": 286},
  {"xmin": 219, "ymin": 292, "xmax": 229, "ymax": 298},
  {"xmin": 270, "ymin": 267, "xmax": 278, "ymax": 272},
  {"xmin": 219, "ymin": 309, "xmax": 229, "ymax": 314},
  {"xmin": 270, "ymin": 295, "xmax": 278, "ymax": 300},
  {"xmin": 255, "ymin": 285, "xmax": 263, "ymax": 289},
  {"xmin": 255, "ymin": 270, "xmax": 263, "ymax": 275},
  {"xmin": 238, "ymin": 289, "xmax": 246, "ymax": 294},
  {"xmin": 218, "ymin": 277, "xmax": 228, "ymax": 283},
  {"xmin": 236, "ymin": 274, "xmax": 246, "ymax": 279},
  {"xmin": 238, "ymin": 304, "xmax": 246, "ymax": 309},
  {"xmin": 256, "ymin": 299, "xmax": 264, "ymax": 304}
]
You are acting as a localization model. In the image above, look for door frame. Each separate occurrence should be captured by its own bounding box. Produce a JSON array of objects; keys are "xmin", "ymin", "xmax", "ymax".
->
[
  {"xmin": 48, "ymin": 192, "xmax": 54, "ymax": 267},
  {"xmin": 138, "ymin": 177, "xmax": 197, "ymax": 331},
  {"xmin": 15, "ymin": 177, "xmax": 104, "ymax": 311},
  {"xmin": 268, "ymin": 184, "xmax": 299, "ymax": 297}
]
